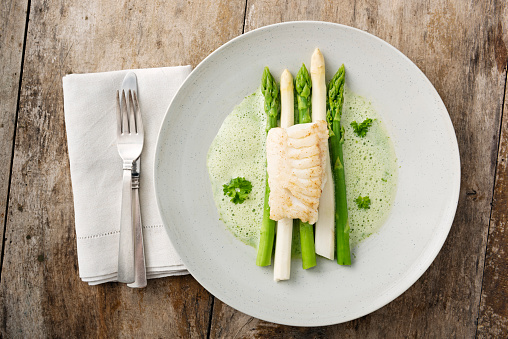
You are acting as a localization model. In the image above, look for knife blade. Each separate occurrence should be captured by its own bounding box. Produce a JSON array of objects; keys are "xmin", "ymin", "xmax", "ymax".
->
[{"xmin": 121, "ymin": 72, "xmax": 147, "ymax": 288}]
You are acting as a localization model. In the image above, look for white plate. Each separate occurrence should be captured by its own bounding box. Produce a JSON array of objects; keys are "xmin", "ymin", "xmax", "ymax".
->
[{"xmin": 154, "ymin": 22, "xmax": 460, "ymax": 326}]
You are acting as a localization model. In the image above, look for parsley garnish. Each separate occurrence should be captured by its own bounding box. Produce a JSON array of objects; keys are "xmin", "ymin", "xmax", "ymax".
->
[
  {"xmin": 223, "ymin": 177, "xmax": 252, "ymax": 204},
  {"xmin": 350, "ymin": 118, "xmax": 373, "ymax": 137},
  {"xmin": 355, "ymin": 196, "xmax": 371, "ymax": 209}
]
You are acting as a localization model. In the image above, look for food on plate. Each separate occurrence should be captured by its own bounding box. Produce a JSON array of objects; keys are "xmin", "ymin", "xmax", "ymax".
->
[
  {"xmin": 355, "ymin": 195, "xmax": 371, "ymax": 209},
  {"xmin": 350, "ymin": 118, "xmax": 373, "ymax": 137},
  {"xmin": 294, "ymin": 63, "xmax": 317, "ymax": 270},
  {"xmin": 207, "ymin": 90, "xmax": 266, "ymax": 248},
  {"xmin": 342, "ymin": 92, "xmax": 397, "ymax": 246},
  {"xmin": 272, "ymin": 69, "xmax": 295, "ymax": 281},
  {"xmin": 327, "ymin": 64, "xmax": 351, "ymax": 265},
  {"xmin": 222, "ymin": 177, "xmax": 252, "ymax": 204},
  {"xmin": 311, "ymin": 48, "xmax": 335, "ymax": 261},
  {"xmin": 256, "ymin": 67, "xmax": 280, "ymax": 267},
  {"xmin": 206, "ymin": 48, "xmax": 398, "ymax": 280},
  {"xmin": 267, "ymin": 121, "xmax": 328, "ymax": 224}
]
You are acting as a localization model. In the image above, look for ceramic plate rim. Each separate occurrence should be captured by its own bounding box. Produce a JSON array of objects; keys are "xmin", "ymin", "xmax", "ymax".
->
[{"xmin": 154, "ymin": 21, "xmax": 461, "ymax": 326}]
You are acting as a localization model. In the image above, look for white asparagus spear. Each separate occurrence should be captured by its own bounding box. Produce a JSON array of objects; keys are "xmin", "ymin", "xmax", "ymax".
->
[
  {"xmin": 274, "ymin": 69, "xmax": 294, "ymax": 281},
  {"xmin": 311, "ymin": 48, "xmax": 335, "ymax": 260}
]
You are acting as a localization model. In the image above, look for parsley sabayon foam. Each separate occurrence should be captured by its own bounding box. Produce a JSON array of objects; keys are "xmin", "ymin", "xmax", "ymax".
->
[
  {"xmin": 207, "ymin": 89, "xmax": 267, "ymax": 247},
  {"xmin": 207, "ymin": 87, "xmax": 397, "ymax": 250},
  {"xmin": 342, "ymin": 88, "xmax": 398, "ymax": 248}
]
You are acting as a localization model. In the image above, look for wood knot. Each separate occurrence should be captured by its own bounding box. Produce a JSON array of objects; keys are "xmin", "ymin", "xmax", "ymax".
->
[{"xmin": 466, "ymin": 189, "xmax": 477, "ymax": 196}]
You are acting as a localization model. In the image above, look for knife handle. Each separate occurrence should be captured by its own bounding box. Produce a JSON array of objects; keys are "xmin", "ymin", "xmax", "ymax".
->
[
  {"xmin": 128, "ymin": 176, "xmax": 147, "ymax": 288},
  {"xmin": 118, "ymin": 166, "xmax": 135, "ymax": 283}
]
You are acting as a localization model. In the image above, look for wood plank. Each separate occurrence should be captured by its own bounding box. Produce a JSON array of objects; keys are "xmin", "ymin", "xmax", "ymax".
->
[
  {"xmin": 210, "ymin": 0, "xmax": 508, "ymax": 337},
  {"xmin": 477, "ymin": 76, "xmax": 508, "ymax": 336},
  {"xmin": 0, "ymin": 0, "xmax": 29, "ymax": 265},
  {"xmin": 0, "ymin": 0, "xmax": 246, "ymax": 337}
]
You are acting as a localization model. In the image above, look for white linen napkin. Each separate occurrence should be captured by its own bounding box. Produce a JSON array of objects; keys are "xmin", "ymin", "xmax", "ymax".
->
[{"xmin": 63, "ymin": 66, "xmax": 191, "ymax": 285}]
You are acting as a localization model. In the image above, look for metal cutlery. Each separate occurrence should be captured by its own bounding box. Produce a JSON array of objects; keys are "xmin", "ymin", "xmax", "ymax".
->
[
  {"xmin": 127, "ymin": 157, "xmax": 147, "ymax": 288},
  {"xmin": 123, "ymin": 73, "xmax": 147, "ymax": 288},
  {"xmin": 115, "ymin": 73, "xmax": 144, "ymax": 284}
]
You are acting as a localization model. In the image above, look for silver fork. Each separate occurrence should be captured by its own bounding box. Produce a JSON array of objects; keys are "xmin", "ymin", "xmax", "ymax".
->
[{"xmin": 116, "ymin": 88, "xmax": 144, "ymax": 283}]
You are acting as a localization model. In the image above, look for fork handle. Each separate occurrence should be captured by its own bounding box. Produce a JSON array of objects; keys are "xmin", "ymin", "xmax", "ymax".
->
[
  {"xmin": 127, "ymin": 177, "xmax": 147, "ymax": 288},
  {"xmin": 118, "ymin": 166, "xmax": 135, "ymax": 283}
]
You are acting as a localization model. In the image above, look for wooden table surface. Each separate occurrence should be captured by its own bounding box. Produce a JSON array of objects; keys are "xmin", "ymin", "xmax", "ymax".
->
[{"xmin": 0, "ymin": 0, "xmax": 507, "ymax": 337}]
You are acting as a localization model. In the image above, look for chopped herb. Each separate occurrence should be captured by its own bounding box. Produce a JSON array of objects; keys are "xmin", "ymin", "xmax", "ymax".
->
[
  {"xmin": 223, "ymin": 177, "xmax": 252, "ymax": 204},
  {"xmin": 355, "ymin": 196, "xmax": 371, "ymax": 209},
  {"xmin": 350, "ymin": 118, "xmax": 373, "ymax": 137}
]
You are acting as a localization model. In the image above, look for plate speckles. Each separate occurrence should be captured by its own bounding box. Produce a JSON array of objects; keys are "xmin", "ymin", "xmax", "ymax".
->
[{"xmin": 154, "ymin": 21, "xmax": 460, "ymax": 326}]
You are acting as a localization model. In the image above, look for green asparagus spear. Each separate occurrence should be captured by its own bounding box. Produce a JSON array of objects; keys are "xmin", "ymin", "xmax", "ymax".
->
[
  {"xmin": 295, "ymin": 64, "xmax": 317, "ymax": 270},
  {"xmin": 299, "ymin": 222, "xmax": 316, "ymax": 269},
  {"xmin": 295, "ymin": 64, "xmax": 312, "ymax": 124},
  {"xmin": 256, "ymin": 67, "xmax": 280, "ymax": 267},
  {"xmin": 327, "ymin": 65, "xmax": 351, "ymax": 265},
  {"xmin": 262, "ymin": 67, "xmax": 280, "ymax": 133}
]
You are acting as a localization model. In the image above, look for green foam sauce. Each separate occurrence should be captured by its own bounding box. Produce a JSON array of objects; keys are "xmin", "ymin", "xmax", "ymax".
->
[
  {"xmin": 207, "ymin": 89, "xmax": 266, "ymax": 247},
  {"xmin": 207, "ymin": 87, "xmax": 397, "ymax": 251},
  {"xmin": 342, "ymin": 89, "xmax": 398, "ymax": 248}
]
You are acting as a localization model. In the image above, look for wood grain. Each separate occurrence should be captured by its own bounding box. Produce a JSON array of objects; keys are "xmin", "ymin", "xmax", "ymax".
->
[
  {"xmin": 209, "ymin": 0, "xmax": 508, "ymax": 337},
  {"xmin": 0, "ymin": 0, "xmax": 246, "ymax": 337},
  {"xmin": 1, "ymin": 0, "xmax": 508, "ymax": 337},
  {"xmin": 0, "ymin": 0, "xmax": 29, "ymax": 265},
  {"xmin": 477, "ymin": 73, "xmax": 508, "ymax": 337}
]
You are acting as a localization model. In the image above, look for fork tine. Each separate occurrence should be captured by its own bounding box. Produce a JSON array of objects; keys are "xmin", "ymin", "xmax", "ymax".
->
[
  {"xmin": 116, "ymin": 90, "xmax": 122, "ymax": 136},
  {"xmin": 128, "ymin": 90, "xmax": 137, "ymax": 134},
  {"xmin": 121, "ymin": 90, "xmax": 129, "ymax": 133},
  {"xmin": 132, "ymin": 91, "xmax": 143, "ymax": 134}
]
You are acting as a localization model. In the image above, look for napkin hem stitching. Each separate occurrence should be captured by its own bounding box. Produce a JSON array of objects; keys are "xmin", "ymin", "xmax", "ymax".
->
[
  {"xmin": 77, "ymin": 230, "xmax": 119, "ymax": 240},
  {"xmin": 143, "ymin": 224, "xmax": 164, "ymax": 229},
  {"xmin": 77, "ymin": 224, "xmax": 164, "ymax": 239}
]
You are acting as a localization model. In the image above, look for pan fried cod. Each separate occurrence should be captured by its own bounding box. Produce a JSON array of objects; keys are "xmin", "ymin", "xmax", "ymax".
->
[{"xmin": 266, "ymin": 120, "xmax": 329, "ymax": 224}]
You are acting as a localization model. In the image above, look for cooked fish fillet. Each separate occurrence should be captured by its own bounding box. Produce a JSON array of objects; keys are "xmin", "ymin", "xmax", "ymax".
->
[{"xmin": 266, "ymin": 120, "xmax": 329, "ymax": 224}]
